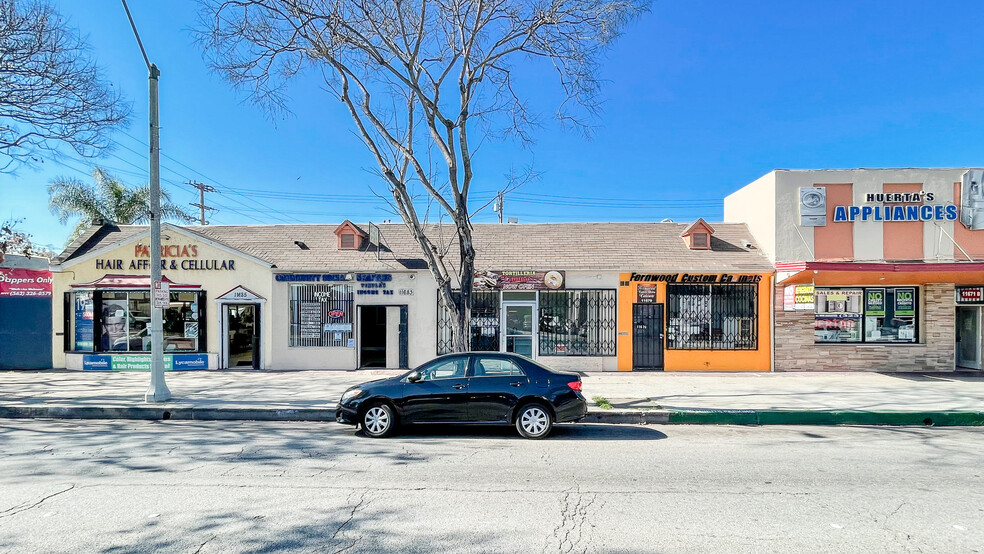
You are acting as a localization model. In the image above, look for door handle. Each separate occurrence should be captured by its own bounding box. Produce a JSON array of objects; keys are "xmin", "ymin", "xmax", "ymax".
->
[
  {"xmin": 509, "ymin": 381, "xmax": 523, "ymax": 387},
  {"xmin": 452, "ymin": 383, "xmax": 466, "ymax": 390}
]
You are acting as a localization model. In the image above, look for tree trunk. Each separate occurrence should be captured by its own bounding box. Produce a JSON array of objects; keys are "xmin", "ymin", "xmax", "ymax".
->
[{"xmin": 454, "ymin": 219, "xmax": 476, "ymax": 353}]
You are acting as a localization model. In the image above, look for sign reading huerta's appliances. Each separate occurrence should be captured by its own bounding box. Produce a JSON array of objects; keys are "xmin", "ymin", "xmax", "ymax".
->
[{"xmin": 832, "ymin": 191, "xmax": 958, "ymax": 223}]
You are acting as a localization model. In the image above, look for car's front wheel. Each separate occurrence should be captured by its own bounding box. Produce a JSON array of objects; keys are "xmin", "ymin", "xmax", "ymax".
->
[
  {"xmin": 516, "ymin": 403, "xmax": 552, "ymax": 439},
  {"xmin": 361, "ymin": 402, "xmax": 396, "ymax": 438}
]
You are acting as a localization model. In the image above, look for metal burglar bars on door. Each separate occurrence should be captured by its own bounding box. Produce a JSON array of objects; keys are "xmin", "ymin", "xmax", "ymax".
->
[{"xmin": 633, "ymin": 303, "xmax": 664, "ymax": 370}]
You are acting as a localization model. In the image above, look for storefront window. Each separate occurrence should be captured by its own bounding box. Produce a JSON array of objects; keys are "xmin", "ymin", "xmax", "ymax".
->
[
  {"xmin": 666, "ymin": 284, "xmax": 758, "ymax": 350},
  {"xmin": 538, "ymin": 290, "xmax": 616, "ymax": 356},
  {"xmin": 815, "ymin": 287, "xmax": 917, "ymax": 344},
  {"xmin": 289, "ymin": 284, "xmax": 355, "ymax": 347},
  {"xmin": 93, "ymin": 291, "xmax": 203, "ymax": 352},
  {"xmin": 814, "ymin": 288, "xmax": 863, "ymax": 343}
]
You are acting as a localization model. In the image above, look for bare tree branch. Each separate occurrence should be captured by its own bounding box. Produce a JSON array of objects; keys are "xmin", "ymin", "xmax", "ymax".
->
[
  {"xmin": 197, "ymin": 0, "xmax": 648, "ymax": 351},
  {"xmin": 0, "ymin": 0, "xmax": 131, "ymax": 173}
]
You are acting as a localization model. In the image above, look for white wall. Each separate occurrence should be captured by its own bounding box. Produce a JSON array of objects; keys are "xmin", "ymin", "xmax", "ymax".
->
[{"xmin": 724, "ymin": 171, "xmax": 778, "ymax": 262}]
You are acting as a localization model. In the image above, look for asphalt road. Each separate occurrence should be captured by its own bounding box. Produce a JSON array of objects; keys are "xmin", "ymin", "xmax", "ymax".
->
[{"xmin": 0, "ymin": 420, "xmax": 981, "ymax": 553}]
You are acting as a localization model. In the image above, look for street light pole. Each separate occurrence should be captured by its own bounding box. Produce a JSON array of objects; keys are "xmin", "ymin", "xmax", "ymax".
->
[{"xmin": 122, "ymin": 0, "xmax": 170, "ymax": 402}]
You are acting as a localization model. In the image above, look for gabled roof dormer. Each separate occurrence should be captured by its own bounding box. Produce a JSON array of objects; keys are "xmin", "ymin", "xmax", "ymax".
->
[
  {"xmin": 681, "ymin": 218, "xmax": 715, "ymax": 250},
  {"xmin": 334, "ymin": 220, "xmax": 366, "ymax": 250}
]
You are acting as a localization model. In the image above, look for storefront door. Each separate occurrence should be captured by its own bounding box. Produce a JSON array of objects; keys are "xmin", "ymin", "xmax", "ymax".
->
[
  {"xmin": 633, "ymin": 303, "xmax": 664, "ymax": 370},
  {"xmin": 225, "ymin": 304, "xmax": 259, "ymax": 369},
  {"xmin": 502, "ymin": 302, "xmax": 536, "ymax": 359},
  {"xmin": 359, "ymin": 305, "xmax": 387, "ymax": 368},
  {"xmin": 956, "ymin": 307, "xmax": 982, "ymax": 369}
]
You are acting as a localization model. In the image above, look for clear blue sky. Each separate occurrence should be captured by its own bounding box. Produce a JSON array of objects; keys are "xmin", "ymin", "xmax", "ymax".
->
[{"xmin": 4, "ymin": 0, "xmax": 984, "ymax": 251}]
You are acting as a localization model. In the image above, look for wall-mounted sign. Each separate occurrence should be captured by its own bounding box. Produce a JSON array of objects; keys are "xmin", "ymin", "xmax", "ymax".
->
[
  {"xmin": 895, "ymin": 288, "xmax": 916, "ymax": 316},
  {"xmin": 957, "ymin": 286, "xmax": 984, "ymax": 304},
  {"xmin": 95, "ymin": 258, "xmax": 236, "ymax": 271},
  {"xmin": 799, "ymin": 187, "xmax": 827, "ymax": 227},
  {"xmin": 0, "ymin": 268, "xmax": 52, "ymax": 297},
  {"xmin": 833, "ymin": 204, "xmax": 958, "ymax": 223},
  {"xmin": 628, "ymin": 273, "xmax": 762, "ymax": 284},
  {"xmin": 865, "ymin": 288, "xmax": 886, "ymax": 316},
  {"xmin": 82, "ymin": 353, "xmax": 208, "ymax": 371},
  {"xmin": 637, "ymin": 284, "xmax": 657, "ymax": 303},
  {"xmin": 960, "ymin": 170, "xmax": 984, "ymax": 231},
  {"xmin": 357, "ymin": 273, "xmax": 395, "ymax": 295},
  {"xmin": 217, "ymin": 286, "xmax": 265, "ymax": 302},
  {"xmin": 275, "ymin": 273, "xmax": 350, "ymax": 282},
  {"xmin": 784, "ymin": 284, "xmax": 815, "ymax": 311},
  {"xmin": 474, "ymin": 270, "xmax": 565, "ymax": 290}
]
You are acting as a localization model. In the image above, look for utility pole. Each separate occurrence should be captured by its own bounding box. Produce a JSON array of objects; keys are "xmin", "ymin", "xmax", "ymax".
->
[
  {"xmin": 188, "ymin": 181, "xmax": 216, "ymax": 225},
  {"xmin": 123, "ymin": 0, "xmax": 170, "ymax": 402},
  {"xmin": 493, "ymin": 190, "xmax": 504, "ymax": 224}
]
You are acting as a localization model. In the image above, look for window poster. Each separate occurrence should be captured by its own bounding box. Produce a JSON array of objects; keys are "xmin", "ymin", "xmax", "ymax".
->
[
  {"xmin": 865, "ymin": 288, "xmax": 886, "ymax": 316},
  {"xmin": 299, "ymin": 302, "xmax": 322, "ymax": 339},
  {"xmin": 895, "ymin": 288, "xmax": 916, "ymax": 316},
  {"xmin": 74, "ymin": 292, "xmax": 94, "ymax": 351}
]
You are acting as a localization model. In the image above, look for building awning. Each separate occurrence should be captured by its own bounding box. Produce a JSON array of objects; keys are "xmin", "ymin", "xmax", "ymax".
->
[
  {"xmin": 71, "ymin": 274, "xmax": 200, "ymax": 289},
  {"xmin": 777, "ymin": 262, "xmax": 984, "ymax": 286}
]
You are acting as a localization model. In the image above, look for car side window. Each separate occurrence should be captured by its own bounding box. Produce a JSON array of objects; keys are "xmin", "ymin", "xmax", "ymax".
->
[
  {"xmin": 418, "ymin": 357, "xmax": 468, "ymax": 381},
  {"xmin": 472, "ymin": 357, "xmax": 526, "ymax": 378}
]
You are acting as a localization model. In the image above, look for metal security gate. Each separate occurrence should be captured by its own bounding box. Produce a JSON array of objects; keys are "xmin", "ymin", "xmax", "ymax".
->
[{"xmin": 633, "ymin": 303, "xmax": 664, "ymax": 370}]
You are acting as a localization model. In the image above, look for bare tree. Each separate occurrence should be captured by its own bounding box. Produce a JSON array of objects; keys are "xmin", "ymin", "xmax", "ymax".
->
[
  {"xmin": 0, "ymin": 0, "xmax": 130, "ymax": 172},
  {"xmin": 0, "ymin": 218, "xmax": 54, "ymax": 262},
  {"xmin": 199, "ymin": 0, "xmax": 646, "ymax": 352}
]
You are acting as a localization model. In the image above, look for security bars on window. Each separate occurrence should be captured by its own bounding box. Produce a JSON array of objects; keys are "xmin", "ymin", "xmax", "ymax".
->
[
  {"xmin": 666, "ymin": 284, "xmax": 758, "ymax": 350},
  {"xmin": 289, "ymin": 284, "xmax": 354, "ymax": 347},
  {"xmin": 538, "ymin": 290, "xmax": 617, "ymax": 356}
]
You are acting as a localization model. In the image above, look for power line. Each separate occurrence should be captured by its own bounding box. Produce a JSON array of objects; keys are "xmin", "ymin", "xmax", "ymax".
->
[{"xmin": 188, "ymin": 181, "xmax": 217, "ymax": 225}]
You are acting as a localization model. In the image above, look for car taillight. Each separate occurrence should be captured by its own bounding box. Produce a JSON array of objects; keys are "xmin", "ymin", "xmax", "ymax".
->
[{"xmin": 567, "ymin": 380, "xmax": 582, "ymax": 391}]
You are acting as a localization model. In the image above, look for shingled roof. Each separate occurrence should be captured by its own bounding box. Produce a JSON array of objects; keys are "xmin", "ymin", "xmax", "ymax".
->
[{"xmin": 53, "ymin": 221, "xmax": 773, "ymax": 273}]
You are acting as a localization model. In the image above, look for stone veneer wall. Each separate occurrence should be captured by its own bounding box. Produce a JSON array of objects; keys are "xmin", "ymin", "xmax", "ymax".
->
[{"xmin": 774, "ymin": 283, "xmax": 955, "ymax": 372}]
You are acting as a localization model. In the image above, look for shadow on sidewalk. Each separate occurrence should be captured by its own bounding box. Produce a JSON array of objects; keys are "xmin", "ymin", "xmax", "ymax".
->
[{"xmin": 875, "ymin": 372, "xmax": 984, "ymax": 382}]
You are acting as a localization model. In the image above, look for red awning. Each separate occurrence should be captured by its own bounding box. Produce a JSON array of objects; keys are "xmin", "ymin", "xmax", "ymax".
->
[
  {"xmin": 778, "ymin": 261, "xmax": 984, "ymax": 286},
  {"xmin": 71, "ymin": 274, "xmax": 200, "ymax": 289}
]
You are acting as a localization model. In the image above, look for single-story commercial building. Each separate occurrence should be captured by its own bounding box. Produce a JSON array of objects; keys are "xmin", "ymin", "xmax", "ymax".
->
[{"xmin": 49, "ymin": 218, "xmax": 773, "ymax": 372}]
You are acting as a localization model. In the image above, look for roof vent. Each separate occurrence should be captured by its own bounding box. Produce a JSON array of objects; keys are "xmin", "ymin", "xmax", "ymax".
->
[
  {"xmin": 681, "ymin": 218, "xmax": 715, "ymax": 250},
  {"xmin": 293, "ymin": 240, "xmax": 309, "ymax": 250},
  {"xmin": 661, "ymin": 218, "xmax": 674, "ymax": 223}
]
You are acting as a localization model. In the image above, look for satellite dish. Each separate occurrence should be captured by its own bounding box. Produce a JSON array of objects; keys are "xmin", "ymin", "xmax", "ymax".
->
[{"xmin": 661, "ymin": 218, "xmax": 674, "ymax": 223}]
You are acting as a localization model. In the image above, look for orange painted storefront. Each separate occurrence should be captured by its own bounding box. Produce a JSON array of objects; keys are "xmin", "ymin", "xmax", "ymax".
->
[{"xmin": 616, "ymin": 272, "xmax": 773, "ymax": 371}]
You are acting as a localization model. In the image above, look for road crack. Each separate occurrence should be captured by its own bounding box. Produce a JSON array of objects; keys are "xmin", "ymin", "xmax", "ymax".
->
[
  {"xmin": 329, "ymin": 490, "xmax": 371, "ymax": 554},
  {"xmin": 0, "ymin": 484, "xmax": 76, "ymax": 519}
]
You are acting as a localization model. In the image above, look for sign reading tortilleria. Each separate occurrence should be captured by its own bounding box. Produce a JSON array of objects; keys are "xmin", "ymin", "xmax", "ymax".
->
[
  {"xmin": 474, "ymin": 270, "xmax": 565, "ymax": 290},
  {"xmin": 0, "ymin": 268, "xmax": 52, "ymax": 297}
]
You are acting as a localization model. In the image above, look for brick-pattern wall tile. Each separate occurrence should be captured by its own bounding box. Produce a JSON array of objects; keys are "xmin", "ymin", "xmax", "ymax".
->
[{"xmin": 774, "ymin": 283, "xmax": 955, "ymax": 372}]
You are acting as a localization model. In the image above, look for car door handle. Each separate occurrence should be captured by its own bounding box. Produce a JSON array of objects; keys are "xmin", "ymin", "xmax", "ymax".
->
[
  {"xmin": 509, "ymin": 381, "xmax": 523, "ymax": 387},
  {"xmin": 452, "ymin": 383, "xmax": 466, "ymax": 390}
]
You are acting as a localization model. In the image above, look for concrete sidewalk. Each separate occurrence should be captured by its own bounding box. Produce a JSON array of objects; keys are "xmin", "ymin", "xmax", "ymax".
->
[{"xmin": 1, "ymin": 369, "xmax": 983, "ymax": 426}]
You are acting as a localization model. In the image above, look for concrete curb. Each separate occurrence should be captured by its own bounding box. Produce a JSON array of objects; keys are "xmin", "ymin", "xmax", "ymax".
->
[{"xmin": 2, "ymin": 405, "xmax": 983, "ymax": 426}]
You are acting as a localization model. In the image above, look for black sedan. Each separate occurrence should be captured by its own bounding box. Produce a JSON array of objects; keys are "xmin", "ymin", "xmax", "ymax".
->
[{"xmin": 336, "ymin": 352, "xmax": 587, "ymax": 439}]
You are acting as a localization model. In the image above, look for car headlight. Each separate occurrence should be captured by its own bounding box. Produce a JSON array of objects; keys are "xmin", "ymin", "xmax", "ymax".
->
[{"xmin": 341, "ymin": 388, "xmax": 365, "ymax": 403}]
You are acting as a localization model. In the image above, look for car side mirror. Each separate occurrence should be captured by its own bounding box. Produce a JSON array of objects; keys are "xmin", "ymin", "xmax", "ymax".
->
[{"xmin": 407, "ymin": 370, "xmax": 422, "ymax": 383}]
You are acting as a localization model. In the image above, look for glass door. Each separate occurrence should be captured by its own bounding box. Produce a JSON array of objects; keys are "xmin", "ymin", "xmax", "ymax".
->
[
  {"xmin": 226, "ymin": 304, "xmax": 258, "ymax": 368},
  {"xmin": 956, "ymin": 307, "xmax": 982, "ymax": 369},
  {"xmin": 502, "ymin": 302, "xmax": 536, "ymax": 359}
]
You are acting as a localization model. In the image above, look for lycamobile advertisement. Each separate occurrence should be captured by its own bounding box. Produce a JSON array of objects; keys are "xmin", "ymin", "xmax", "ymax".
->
[{"xmin": 82, "ymin": 354, "xmax": 208, "ymax": 371}]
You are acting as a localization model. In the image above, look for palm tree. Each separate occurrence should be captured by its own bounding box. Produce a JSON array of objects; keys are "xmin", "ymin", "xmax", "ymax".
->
[{"xmin": 48, "ymin": 167, "xmax": 196, "ymax": 243}]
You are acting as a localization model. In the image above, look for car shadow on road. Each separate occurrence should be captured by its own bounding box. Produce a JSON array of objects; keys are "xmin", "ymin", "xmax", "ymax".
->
[{"xmin": 358, "ymin": 423, "xmax": 668, "ymax": 441}]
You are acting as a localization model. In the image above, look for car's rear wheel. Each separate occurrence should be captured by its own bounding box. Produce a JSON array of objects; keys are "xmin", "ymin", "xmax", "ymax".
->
[
  {"xmin": 516, "ymin": 403, "xmax": 552, "ymax": 439},
  {"xmin": 361, "ymin": 402, "xmax": 396, "ymax": 438}
]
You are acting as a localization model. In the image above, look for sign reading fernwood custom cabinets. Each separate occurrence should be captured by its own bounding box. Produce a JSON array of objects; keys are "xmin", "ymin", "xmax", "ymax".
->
[{"xmin": 629, "ymin": 273, "xmax": 763, "ymax": 283}]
